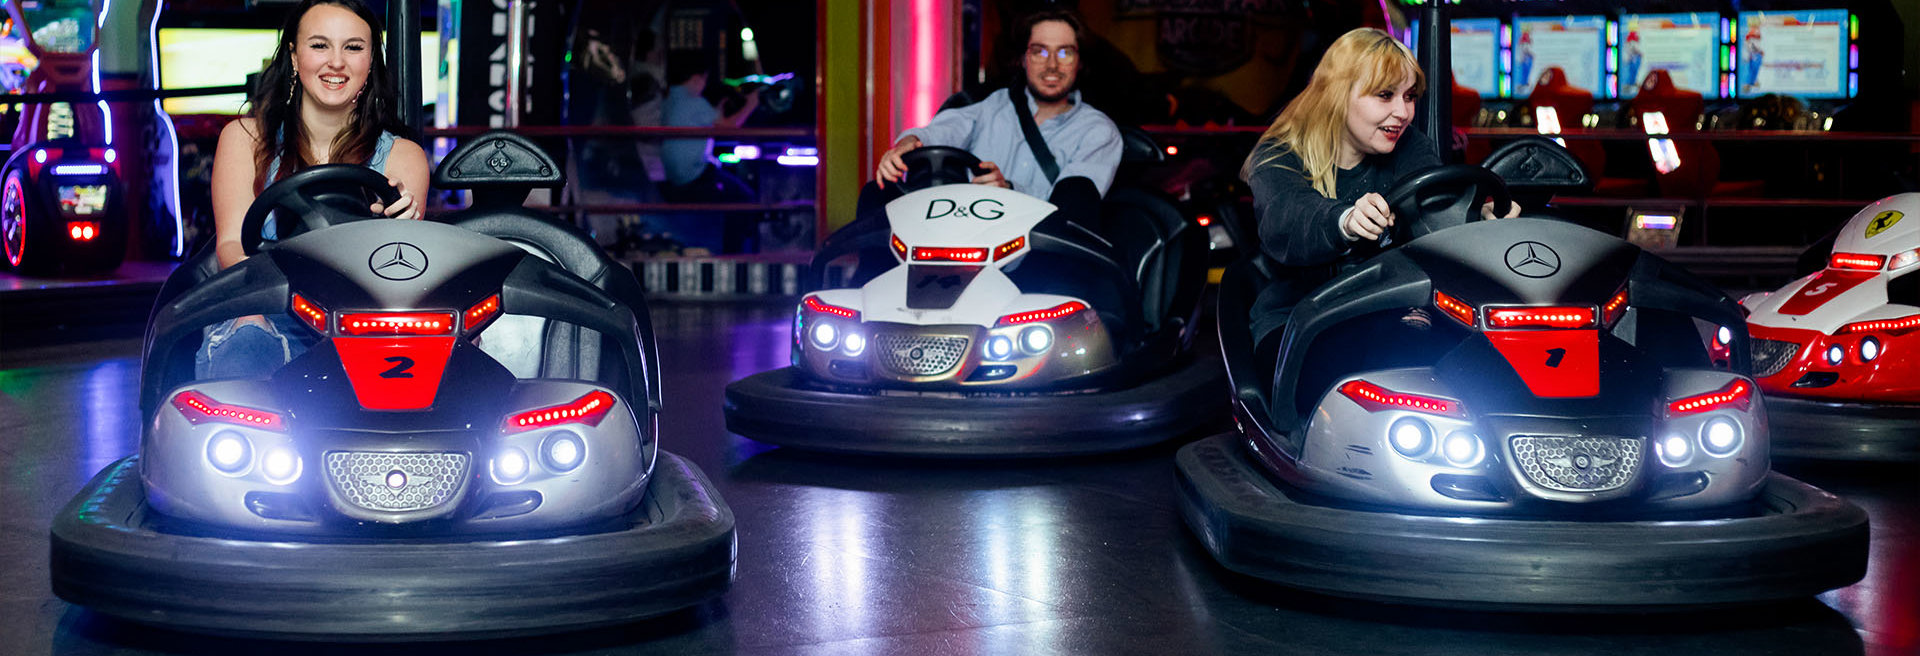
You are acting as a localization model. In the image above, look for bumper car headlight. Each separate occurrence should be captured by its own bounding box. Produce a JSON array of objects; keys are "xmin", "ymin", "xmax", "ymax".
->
[
  {"xmin": 541, "ymin": 431, "xmax": 586, "ymax": 473},
  {"xmin": 1019, "ymin": 326, "xmax": 1053, "ymax": 354},
  {"xmin": 206, "ymin": 431, "xmax": 252, "ymax": 474},
  {"xmin": 493, "ymin": 447, "xmax": 530, "ymax": 485},
  {"xmin": 985, "ymin": 335, "xmax": 1015, "ymax": 361},
  {"xmin": 1824, "ymin": 345, "xmax": 1844, "ymax": 366},
  {"xmin": 1388, "ymin": 418, "xmax": 1432, "ymax": 459},
  {"xmin": 810, "ymin": 321, "xmax": 839, "ymax": 350},
  {"xmin": 261, "ymin": 447, "xmax": 301, "ymax": 484},
  {"xmin": 1860, "ymin": 336, "xmax": 1881, "ymax": 362},
  {"xmin": 1658, "ymin": 433, "xmax": 1694, "ymax": 467},
  {"xmin": 1441, "ymin": 431, "xmax": 1484, "ymax": 468},
  {"xmin": 1701, "ymin": 417, "xmax": 1743, "ymax": 457},
  {"xmin": 843, "ymin": 331, "xmax": 866, "ymax": 356}
]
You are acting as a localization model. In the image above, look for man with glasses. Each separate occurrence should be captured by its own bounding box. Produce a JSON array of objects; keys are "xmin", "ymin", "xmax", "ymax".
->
[{"xmin": 862, "ymin": 7, "xmax": 1122, "ymax": 234}]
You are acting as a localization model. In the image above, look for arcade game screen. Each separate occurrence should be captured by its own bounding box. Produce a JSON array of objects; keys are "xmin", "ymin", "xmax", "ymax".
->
[
  {"xmin": 1620, "ymin": 13, "xmax": 1720, "ymax": 98},
  {"xmin": 157, "ymin": 28, "xmax": 440, "ymax": 114},
  {"xmin": 1410, "ymin": 18, "xmax": 1504, "ymax": 98},
  {"xmin": 1736, "ymin": 9, "xmax": 1850, "ymax": 99},
  {"xmin": 1513, "ymin": 15, "xmax": 1608, "ymax": 98}
]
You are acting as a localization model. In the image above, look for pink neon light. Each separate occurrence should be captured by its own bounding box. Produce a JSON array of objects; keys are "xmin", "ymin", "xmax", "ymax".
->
[{"xmin": 911, "ymin": 0, "xmax": 936, "ymax": 129}]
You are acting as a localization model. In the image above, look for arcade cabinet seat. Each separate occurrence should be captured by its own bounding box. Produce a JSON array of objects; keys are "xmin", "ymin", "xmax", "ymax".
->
[{"xmin": 1629, "ymin": 71, "xmax": 1765, "ymax": 200}]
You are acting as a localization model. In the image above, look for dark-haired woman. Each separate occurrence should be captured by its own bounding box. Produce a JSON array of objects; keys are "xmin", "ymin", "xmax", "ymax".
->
[{"xmin": 197, "ymin": 0, "xmax": 429, "ymax": 378}]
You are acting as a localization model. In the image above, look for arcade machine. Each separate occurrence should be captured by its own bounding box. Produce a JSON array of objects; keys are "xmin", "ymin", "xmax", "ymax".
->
[{"xmin": 0, "ymin": 0, "xmax": 126, "ymax": 274}]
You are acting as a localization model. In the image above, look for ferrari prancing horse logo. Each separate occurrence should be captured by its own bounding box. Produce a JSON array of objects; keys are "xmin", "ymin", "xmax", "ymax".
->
[{"xmin": 1865, "ymin": 210, "xmax": 1903, "ymax": 238}]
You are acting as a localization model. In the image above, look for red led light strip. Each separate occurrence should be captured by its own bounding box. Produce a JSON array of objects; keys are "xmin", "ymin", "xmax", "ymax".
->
[
  {"xmin": 464, "ymin": 294, "xmax": 501, "ymax": 332},
  {"xmin": 503, "ymin": 390, "xmax": 617, "ymax": 434},
  {"xmin": 1338, "ymin": 380, "xmax": 1465, "ymax": 418},
  {"xmin": 1837, "ymin": 314, "xmax": 1920, "ymax": 336},
  {"xmin": 1434, "ymin": 291, "xmax": 1475, "ymax": 327},
  {"xmin": 803, "ymin": 295, "xmax": 859, "ymax": 319},
  {"xmin": 913, "ymin": 246, "xmax": 988, "ymax": 263},
  {"xmin": 1602, "ymin": 288, "xmax": 1630, "ymax": 325},
  {"xmin": 1667, "ymin": 379, "xmax": 1753, "ymax": 417},
  {"xmin": 1829, "ymin": 253, "xmax": 1886, "ymax": 271},
  {"xmin": 338, "ymin": 312, "xmax": 456, "ymax": 336},
  {"xmin": 171, "ymin": 390, "xmax": 286, "ymax": 431},
  {"xmin": 997, "ymin": 300, "xmax": 1088, "ymax": 327},
  {"xmin": 993, "ymin": 236, "xmax": 1026, "ymax": 261},
  {"xmin": 891, "ymin": 234, "xmax": 908, "ymax": 259},
  {"xmin": 291, "ymin": 294, "xmax": 328, "ymax": 334},
  {"xmin": 1486, "ymin": 306, "xmax": 1596, "ymax": 330}
]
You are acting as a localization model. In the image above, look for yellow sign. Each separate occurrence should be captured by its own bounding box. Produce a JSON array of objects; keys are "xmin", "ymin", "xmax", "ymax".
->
[{"xmin": 1866, "ymin": 210, "xmax": 1904, "ymax": 238}]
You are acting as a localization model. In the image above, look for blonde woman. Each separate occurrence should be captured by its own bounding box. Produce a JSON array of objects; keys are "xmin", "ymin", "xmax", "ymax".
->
[{"xmin": 1244, "ymin": 27, "xmax": 1517, "ymax": 345}]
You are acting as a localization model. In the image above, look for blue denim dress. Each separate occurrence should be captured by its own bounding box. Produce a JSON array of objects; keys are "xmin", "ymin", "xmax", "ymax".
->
[{"xmin": 193, "ymin": 132, "xmax": 397, "ymax": 379}]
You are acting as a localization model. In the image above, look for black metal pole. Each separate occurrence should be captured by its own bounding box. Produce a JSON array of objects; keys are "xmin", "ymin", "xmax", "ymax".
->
[
  {"xmin": 387, "ymin": 0, "xmax": 423, "ymax": 138},
  {"xmin": 1418, "ymin": 0, "xmax": 1452, "ymax": 164}
]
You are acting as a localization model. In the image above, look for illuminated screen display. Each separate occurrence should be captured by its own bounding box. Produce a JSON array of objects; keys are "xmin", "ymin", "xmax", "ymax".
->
[
  {"xmin": 58, "ymin": 184, "xmax": 107, "ymax": 216},
  {"xmin": 1736, "ymin": 10, "xmax": 1850, "ymax": 99},
  {"xmin": 158, "ymin": 29, "xmax": 440, "ymax": 114},
  {"xmin": 1403, "ymin": 19, "xmax": 1503, "ymax": 98},
  {"xmin": 1621, "ymin": 13, "xmax": 1720, "ymax": 99},
  {"xmin": 1513, "ymin": 15, "xmax": 1608, "ymax": 99}
]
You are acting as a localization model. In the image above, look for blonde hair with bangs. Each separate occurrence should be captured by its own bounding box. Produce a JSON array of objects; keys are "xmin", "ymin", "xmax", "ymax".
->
[{"xmin": 1245, "ymin": 28, "xmax": 1425, "ymax": 198}]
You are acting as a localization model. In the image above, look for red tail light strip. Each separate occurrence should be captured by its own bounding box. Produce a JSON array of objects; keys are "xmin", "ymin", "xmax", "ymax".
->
[
  {"xmin": 504, "ymin": 390, "xmax": 617, "ymax": 434},
  {"xmin": 339, "ymin": 312, "xmax": 455, "ymax": 337},
  {"xmin": 1486, "ymin": 306, "xmax": 1596, "ymax": 330},
  {"xmin": 171, "ymin": 390, "xmax": 286, "ymax": 431},
  {"xmin": 890, "ymin": 234, "xmax": 908, "ymax": 259},
  {"xmin": 997, "ymin": 300, "xmax": 1088, "ymax": 327},
  {"xmin": 1602, "ymin": 288, "xmax": 1629, "ymax": 325},
  {"xmin": 993, "ymin": 236, "xmax": 1027, "ymax": 261},
  {"xmin": 291, "ymin": 294, "xmax": 329, "ymax": 334},
  {"xmin": 1668, "ymin": 379, "xmax": 1753, "ymax": 416},
  {"xmin": 464, "ymin": 294, "xmax": 501, "ymax": 332},
  {"xmin": 1829, "ymin": 253, "xmax": 1886, "ymax": 271},
  {"xmin": 803, "ymin": 295, "xmax": 859, "ymax": 319},
  {"xmin": 1337, "ymin": 380, "xmax": 1466, "ymax": 418},
  {"xmin": 912, "ymin": 246, "xmax": 989, "ymax": 263},
  {"xmin": 1837, "ymin": 314, "xmax": 1920, "ymax": 336},
  {"xmin": 1434, "ymin": 291, "xmax": 1475, "ymax": 327}
]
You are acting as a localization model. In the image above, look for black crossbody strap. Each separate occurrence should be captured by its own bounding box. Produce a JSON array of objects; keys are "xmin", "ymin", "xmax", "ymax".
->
[{"xmin": 1009, "ymin": 86, "xmax": 1060, "ymax": 184}]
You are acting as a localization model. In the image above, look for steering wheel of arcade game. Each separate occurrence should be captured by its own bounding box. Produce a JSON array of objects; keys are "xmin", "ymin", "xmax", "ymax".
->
[
  {"xmin": 1379, "ymin": 164, "xmax": 1514, "ymax": 246},
  {"xmin": 897, "ymin": 146, "xmax": 990, "ymax": 193},
  {"xmin": 240, "ymin": 164, "xmax": 405, "ymax": 255}
]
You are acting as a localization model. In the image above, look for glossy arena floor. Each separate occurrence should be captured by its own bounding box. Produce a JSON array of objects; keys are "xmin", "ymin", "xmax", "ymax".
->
[{"xmin": 2, "ymin": 300, "xmax": 1915, "ymax": 655}]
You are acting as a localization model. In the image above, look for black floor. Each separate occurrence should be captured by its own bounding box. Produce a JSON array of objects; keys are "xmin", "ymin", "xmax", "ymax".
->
[{"xmin": 1, "ymin": 301, "xmax": 1914, "ymax": 655}]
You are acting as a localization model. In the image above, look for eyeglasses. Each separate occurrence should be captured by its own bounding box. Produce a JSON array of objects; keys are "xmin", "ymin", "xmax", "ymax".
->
[{"xmin": 1025, "ymin": 45, "xmax": 1078, "ymax": 64}]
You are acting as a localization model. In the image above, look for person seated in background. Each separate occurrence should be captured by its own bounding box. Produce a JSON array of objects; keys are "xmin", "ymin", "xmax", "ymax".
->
[
  {"xmin": 861, "ymin": 7, "xmax": 1123, "ymax": 234},
  {"xmin": 661, "ymin": 52, "xmax": 760, "ymax": 252},
  {"xmin": 1242, "ymin": 28, "xmax": 1518, "ymax": 352}
]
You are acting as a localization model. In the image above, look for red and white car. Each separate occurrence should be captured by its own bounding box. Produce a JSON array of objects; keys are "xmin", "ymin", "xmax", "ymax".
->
[{"xmin": 1740, "ymin": 192, "xmax": 1920, "ymax": 460}]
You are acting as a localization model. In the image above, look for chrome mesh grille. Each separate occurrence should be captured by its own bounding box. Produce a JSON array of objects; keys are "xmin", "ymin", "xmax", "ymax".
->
[
  {"xmin": 1510, "ymin": 436, "xmax": 1642, "ymax": 493},
  {"xmin": 873, "ymin": 333, "xmax": 969, "ymax": 376},
  {"xmin": 324, "ymin": 451, "xmax": 469, "ymax": 512},
  {"xmin": 1750, "ymin": 338, "xmax": 1802, "ymax": 378}
]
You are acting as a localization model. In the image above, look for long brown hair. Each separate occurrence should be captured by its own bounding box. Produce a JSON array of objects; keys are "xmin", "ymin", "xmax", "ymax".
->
[
  {"xmin": 246, "ymin": 0, "xmax": 401, "ymax": 192},
  {"xmin": 1244, "ymin": 28, "xmax": 1424, "ymax": 198}
]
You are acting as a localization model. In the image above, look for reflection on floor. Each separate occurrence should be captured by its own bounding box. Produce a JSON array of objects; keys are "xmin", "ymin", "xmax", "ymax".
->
[{"xmin": 1, "ymin": 302, "xmax": 1913, "ymax": 655}]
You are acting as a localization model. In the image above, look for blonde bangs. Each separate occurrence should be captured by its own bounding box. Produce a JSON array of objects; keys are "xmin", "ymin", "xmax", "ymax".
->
[{"xmin": 1355, "ymin": 38, "xmax": 1425, "ymax": 98}]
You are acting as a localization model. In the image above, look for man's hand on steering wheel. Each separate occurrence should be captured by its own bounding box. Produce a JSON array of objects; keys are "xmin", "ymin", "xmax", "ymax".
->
[
  {"xmin": 875, "ymin": 135, "xmax": 923, "ymax": 188},
  {"xmin": 369, "ymin": 177, "xmax": 422, "ymax": 221},
  {"xmin": 971, "ymin": 161, "xmax": 1011, "ymax": 189}
]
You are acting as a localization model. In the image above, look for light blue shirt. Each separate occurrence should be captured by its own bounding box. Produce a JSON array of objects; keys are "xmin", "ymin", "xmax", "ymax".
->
[
  {"xmin": 662, "ymin": 85, "xmax": 721, "ymax": 186},
  {"xmin": 900, "ymin": 88, "xmax": 1122, "ymax": 200}
]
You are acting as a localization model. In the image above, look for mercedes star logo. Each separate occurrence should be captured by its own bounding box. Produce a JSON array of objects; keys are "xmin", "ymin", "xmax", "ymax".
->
[
  {"xmin": 369, "ymin": 242, "xmax": 429, "ymax": 281},
  {"xmin": 1503, "ymin": 241, "xmax": 1562, "ymax": 278}
]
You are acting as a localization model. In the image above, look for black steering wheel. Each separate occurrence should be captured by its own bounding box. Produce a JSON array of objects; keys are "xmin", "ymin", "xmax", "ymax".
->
[
  {"xmin": 240, "ymin": 164, "xmax": 404, "ymax": 255},
  {"xmin": 897, "ymin": 146, "xmax": 989, "ymax": 193},
  {"xmin": 1379, "ymin": 164, "xmax": 1513, "ymax": 246}
]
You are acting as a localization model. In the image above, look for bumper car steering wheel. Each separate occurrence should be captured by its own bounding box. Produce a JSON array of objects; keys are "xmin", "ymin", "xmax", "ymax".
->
[
  {"xmin": 897, "ymin": 146, "xmax": 989, "ymax": 193},
  {"xmin": 240, "ymin": 164, "xmax": 403, "ymax": 255},
  {"xmin": 1380, "ymin": 164, "xmax": 1513, "ymax": 245}
]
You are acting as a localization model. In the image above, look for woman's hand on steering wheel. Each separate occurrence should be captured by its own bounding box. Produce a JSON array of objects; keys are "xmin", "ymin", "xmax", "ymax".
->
[
  {"xmin": 1479, "ymin": 199, "xmax": 1522, "ymax": 221},
  {"xmin": 1342, "ymin": 192, "xmax": 1395, "ymax": 241},
  {"xmin": 370, "ymin": 177, "xmax": 421, "ymax": 221}
]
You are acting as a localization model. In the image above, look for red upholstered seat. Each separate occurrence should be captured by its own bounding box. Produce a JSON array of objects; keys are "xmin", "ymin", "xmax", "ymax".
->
[{"xmin": 1525, "ymin": 67, "xmax": 1646, "ymax": 196}]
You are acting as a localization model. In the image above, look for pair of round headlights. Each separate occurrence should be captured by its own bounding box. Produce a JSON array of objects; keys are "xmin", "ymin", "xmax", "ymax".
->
[
  {"xmin": 493, "ymin": 432, "xmax": 586, "ymax": 485},
  {"xmin": 985, "ymin": 326, "xmax": 1053, "ymax": 360}
]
